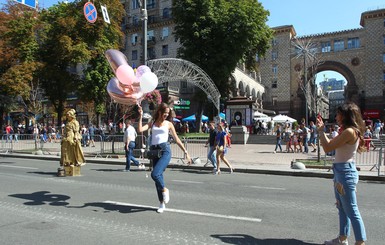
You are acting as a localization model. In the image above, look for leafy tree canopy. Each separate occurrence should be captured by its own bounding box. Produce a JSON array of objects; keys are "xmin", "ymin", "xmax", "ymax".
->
[{"xmin": 173, "ymin": 0, "xmax": 273, "ymax": 95}]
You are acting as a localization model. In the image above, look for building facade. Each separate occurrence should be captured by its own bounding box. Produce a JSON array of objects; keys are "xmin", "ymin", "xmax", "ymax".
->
[
  {"xmin": 121, "ymin": 0, "xmax": 266, "ymax": 118},
  {"xmin": 258, "ymin": 8, "xmax": 385, "ymax": 122}
]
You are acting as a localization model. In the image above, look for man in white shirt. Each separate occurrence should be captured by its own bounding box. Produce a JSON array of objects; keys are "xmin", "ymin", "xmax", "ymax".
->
[{"xmin": 123, "ymin": 118, "xmax": 143, "ymax": 171}]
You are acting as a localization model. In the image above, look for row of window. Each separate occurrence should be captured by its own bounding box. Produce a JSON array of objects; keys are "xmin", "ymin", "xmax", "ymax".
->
[
  {"xmin": 131, "ymin": 45, "xmax": 169, "ymax": 61},
  {"xmin": 131, "ymin": 27, "xmax": 170, "ymax": 44}
]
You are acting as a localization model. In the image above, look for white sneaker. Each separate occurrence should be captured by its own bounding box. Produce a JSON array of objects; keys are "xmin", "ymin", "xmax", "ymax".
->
[
  {"xmin": 324, "ymin": 237, "xmax": 348, "ymax": 245},
  {"xmin": 157, "ymin": 203, "xmax": 166, "ymax": 213},
  {"xmin": 204, "ymin": 162, "xmax": 211, "ymax": 167},
  {"xmin": 138, "ymin": 164, "xmax": 145, "ymax": 170},
  {"xmin": 162, "ymin": 188, "xmax": 170, "ymax": 204}
]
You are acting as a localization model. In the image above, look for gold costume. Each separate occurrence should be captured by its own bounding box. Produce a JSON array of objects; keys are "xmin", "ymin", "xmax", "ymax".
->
[{"xmin": 60, "ymin": 109, "xmax": 85, "ymax": 167}]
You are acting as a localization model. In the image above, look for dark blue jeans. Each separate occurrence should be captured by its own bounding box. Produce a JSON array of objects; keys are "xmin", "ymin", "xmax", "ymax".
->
[
  {"xmin": 333, "ymin": 162, "xmax": 366, "ymax": 241},
  {"xmin": 274, "ymin": 137, "xmax": 282, "ymax": 151},
  {"xmin": 151, "ymin": 142, "xmax": 171, "ymax": 202},
  {"xmin": 125, "ymin": 141, "xmax": 139, "ymax": 170}
]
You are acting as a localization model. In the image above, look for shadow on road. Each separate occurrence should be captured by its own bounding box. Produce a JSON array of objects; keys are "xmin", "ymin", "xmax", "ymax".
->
[
  {"xmin": 9, "ymin": 191, "xmax": 70, "ymax": 206},
  {"xmin": 28, "ymin": 171, "xmax": 57, "ymax": 176},
  {"xmin": 211, "ymin": 234, "xmax": 321, "ymax": 245},
  {"xmin": 67, "ymin": 202, "xmax": 152, "ymax": 214}
]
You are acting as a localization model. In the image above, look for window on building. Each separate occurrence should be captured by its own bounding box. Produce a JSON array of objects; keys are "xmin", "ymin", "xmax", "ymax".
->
[
  {"xmin": 271, "ymin": 80, "xmax": 278, "ymax": 88},
  {"xmin": 383, "ymin": 53, "xmax": 385, "ymax": 63},
  {"xmin": 162, "ymin": 27, "xmax": 169, "ymax": 39},
  {"xmin": 162, "ymin": 45, "xmax": 168, "ymax": 55},
  {"xmin": 148, "ymin": 15, "xmax": 156, "ymax": 24},
  {"xmin": 131, "ymin": 33, "xmax": 138, "ymax": 45},
  {"xmin": 321, "ymin": 41, "xmax": 331, "ymax": 52},
  {"xmin": 334, "ymin": 39, "xmax": 344, "ymax": 52},
  {"xmin": 272, "ymin": 38, "xmax": 278, "ymax": 46},
  {"xmin": 132, "ymin": 0, "xmax": 139, "ymax": 9},
  {"xmin": 272, "ymin": 65, "xmax": 278, "ymax": 78},
  {"xmin": 148, "ymin": 47, "xmax": 156, "ymax": 59},
  {"xmin": 272, "ymin": 51, "xmax": 278, "ymax": 60},
  {"xmin": 132, "ymin": 16, "xmax": 139, "ymax": 26},
  {"xmin": 383, "ymin": 71, "xmax": 385, "ymax": 82},
  {"xmin": 163, "ymin": 8, "xmax": 170, "ymax": 18},
  {"xmin": 147, "ymin": 30, "xmax": 155, "ymax": 41},
  {"xmin": 272, "ymin": 96, "xmax": 277, "ymax": 106},
  {"xmin": 347, "ymin": 37, "xmax": 360, "ymax": 49},
  {"xmin": 147, "ymin": 0, "xmax": 155, "ymax": 9},
  {"xmin": 383, "ymin": 35, "xmax": 385, "ymax": 45},
  {"xmin": 132, "ymin": 50, "xmax": 138, "ymax": 60}
]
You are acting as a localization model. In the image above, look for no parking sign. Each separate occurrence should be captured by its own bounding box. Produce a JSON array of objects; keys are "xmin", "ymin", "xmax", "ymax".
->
[{"xmin": 84, "ymin": 2, "xmax": 98, "ymax": 23}]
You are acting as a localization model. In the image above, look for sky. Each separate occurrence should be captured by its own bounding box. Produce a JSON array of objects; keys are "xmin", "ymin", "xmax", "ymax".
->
[{"xmin": 2, "ymin": 0, "xmax": 385, "ymax": 84}]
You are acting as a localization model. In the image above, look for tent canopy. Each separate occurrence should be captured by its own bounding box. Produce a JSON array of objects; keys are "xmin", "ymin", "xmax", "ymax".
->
[
  {"xmin": 182, "ymin": 114, "xmax": 208, "ymax": 122},
  {"xmin": 272, "ymin": 114, "xmax": 297, "ymax": 123},
  {"xmin": 254, "ymin": 111, "xmax": 268, "ymax": 117}
]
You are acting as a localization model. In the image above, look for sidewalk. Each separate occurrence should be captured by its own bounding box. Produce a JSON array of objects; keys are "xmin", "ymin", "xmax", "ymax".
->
[{"xmin": 1, "ymin": 143, "xmax": 384, "ymax": 182}]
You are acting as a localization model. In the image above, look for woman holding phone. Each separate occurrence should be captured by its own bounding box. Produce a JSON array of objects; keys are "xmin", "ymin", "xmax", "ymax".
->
[{"xmin": 316, "ymin": 102, "xmax": 366, "ymax": 245}]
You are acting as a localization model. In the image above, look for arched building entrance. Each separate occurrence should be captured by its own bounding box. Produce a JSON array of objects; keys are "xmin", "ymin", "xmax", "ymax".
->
[{"xmin": 258, "ymin": 8, "xmax": 385, "ymax": 122}]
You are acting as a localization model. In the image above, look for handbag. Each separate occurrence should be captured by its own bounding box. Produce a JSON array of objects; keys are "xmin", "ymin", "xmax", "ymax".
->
[
  {"xmin": 216, "ymin": 145, "xmax": 224, "ymax": 153},
  {"xmin": 146, "ymin": 148, "xmax": 162, "ymax": 159}
]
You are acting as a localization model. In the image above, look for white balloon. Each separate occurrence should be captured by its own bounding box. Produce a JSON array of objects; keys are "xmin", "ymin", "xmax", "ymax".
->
[{"xmin": 139, "ymin": 72, "xmax": 158, "ymax": 93}]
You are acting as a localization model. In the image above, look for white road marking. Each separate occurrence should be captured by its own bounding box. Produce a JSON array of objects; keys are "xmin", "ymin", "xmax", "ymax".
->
[
  {"xmin": 247, "ymin": 185, "xmax": 286, "ymax": 191},
  {"xmin": 0, "ymin": 165, "xmax": 38, "ymax": 170},
  {"xmin": 104, "ymin": 200, "xmax": 262, "ymax": 223},
  {"xmin": 171, "ymin": 180, "xmax": 203, "ymax": 184}
]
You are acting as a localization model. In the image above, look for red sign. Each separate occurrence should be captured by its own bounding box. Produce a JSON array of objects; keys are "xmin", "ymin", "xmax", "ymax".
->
[{"xmin": 363, "ymin": 109, "xmax": 380, "ymax": 118}]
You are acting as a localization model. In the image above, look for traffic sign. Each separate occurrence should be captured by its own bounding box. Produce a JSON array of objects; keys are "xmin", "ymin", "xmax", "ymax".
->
[
  {"xmin": 14, "ymin": 0, "xmax": 37, "ymax": 9},
  {"xmin": 83, "ymin": 2, "xmax": 98, "ymax": 24}
]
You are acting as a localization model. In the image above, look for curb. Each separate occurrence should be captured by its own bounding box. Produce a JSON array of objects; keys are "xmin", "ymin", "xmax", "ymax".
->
[{"xmin": 1, "ymin": 153, "xmax": 384, "ymax": 182}]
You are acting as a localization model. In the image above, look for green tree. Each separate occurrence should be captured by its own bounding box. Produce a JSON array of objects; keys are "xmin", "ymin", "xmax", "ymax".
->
[
  {"xmin": 0, "ymin": 1, "xmax": 42, "ymax": 127},
  {"xmin": 38, "ymin": 0, "xmax": 124, "ymax": 127},
  {"xmin": 75, "ymin": 0, "xmax": 125, "ymax": 126},
  {"xmin": 172, "ymin": 0, "xmax": 273, "ymax": 129}
]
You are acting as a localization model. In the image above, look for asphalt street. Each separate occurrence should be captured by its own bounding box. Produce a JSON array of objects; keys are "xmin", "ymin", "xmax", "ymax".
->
[{"xmin": 0, "ymin": 157, "xmax": 384, "ymax": 245}]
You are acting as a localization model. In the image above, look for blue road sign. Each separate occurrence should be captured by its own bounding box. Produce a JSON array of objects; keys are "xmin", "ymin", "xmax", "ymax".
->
[
  {"xmin": 83, "ymin": 2, "xmax": 98, "ymax": 24},
  {"xmin": 14, "ymin": 0, "xmax": 37, "ymax": 9}
]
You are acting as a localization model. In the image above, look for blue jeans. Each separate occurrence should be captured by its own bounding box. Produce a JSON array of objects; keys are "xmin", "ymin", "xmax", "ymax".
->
[
  {"xmin": 333, "ymin": 162, "xmax": 366, "ymax": 242},
  {"xmin": 303, "ymin": 137, "xmax": 309, "ymax": 153},
  {"xmin": 151, "ymin": 142, "xmax": 171, "ymax": 202},
  {"xmin": 125, "ymin": 141, "xmax": 139, "ymax": 170},
  {"xmin": 274, "ymin": 138, "xmax": 282, "ymax": 151},
  {"xmin": 207, "ymin": 146, "xmax": 217, "ymax": 168}
]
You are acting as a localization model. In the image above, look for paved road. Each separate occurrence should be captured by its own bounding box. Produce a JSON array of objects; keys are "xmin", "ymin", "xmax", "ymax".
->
[{"xmin": 0, "ymin": 158, "xmax": 384, "ymax": 245}]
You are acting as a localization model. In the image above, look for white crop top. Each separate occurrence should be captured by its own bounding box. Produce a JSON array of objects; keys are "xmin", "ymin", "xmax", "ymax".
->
[
  {"xmin": 334, "ymin": 139, "xmax": 359, "ymax": 163},
  {"xmin": 151, "ymin": 123, "xmax": 169, "ymax": 145}
]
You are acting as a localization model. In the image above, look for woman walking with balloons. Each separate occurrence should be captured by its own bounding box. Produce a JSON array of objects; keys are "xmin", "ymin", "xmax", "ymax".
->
[{"xmin": 137, "ymin": 103, "xmax": 192, "ymax": 213}]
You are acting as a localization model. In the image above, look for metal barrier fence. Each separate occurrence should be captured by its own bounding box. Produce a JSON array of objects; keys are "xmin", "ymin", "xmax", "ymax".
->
[
  {"xmin": 322, "ymin": 138, "xmax": 384, "ymax": 176},
  {"xmin": 1, "ymin": 134, "xmax": 383, "ymax": 176}
]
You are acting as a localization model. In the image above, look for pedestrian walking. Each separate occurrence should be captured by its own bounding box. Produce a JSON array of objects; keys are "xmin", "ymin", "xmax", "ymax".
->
[
  {"xmin": 316, "ymin": 102, "xmax": 367, "ymax": 245},
  {"xmin": 123, "ymin": 118, "xmax": 144, "ymax": 171},
  {"xmin": 137, "ymin": 103, "xmax": 192, "ymax": 213},
  {"xmin": 274, "ymin": 123, "xmax": 282, "ymax": 153},
  {"xmin": 214, "ymin": 123, "xmax": 234, "ymax": 174},
  {"xmin": 204, "ymin": 121, "xmax": 217, "ymax": 173}
]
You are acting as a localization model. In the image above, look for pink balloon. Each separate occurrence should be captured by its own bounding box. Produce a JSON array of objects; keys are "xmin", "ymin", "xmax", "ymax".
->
[
  {"xmin": 107, "ymin": 77, "xmax": 143, "ymax": 105},
  {"xmin": 116, "ymin": 64, "xmax": 135, "ymax": 86},
  {"xmin": 136, "ymin": 65, "xmax": 151, "ymax": 79}
]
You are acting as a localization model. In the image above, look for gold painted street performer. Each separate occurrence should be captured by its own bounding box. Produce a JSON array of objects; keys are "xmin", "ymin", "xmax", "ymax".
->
[{"xmin": 59, "ymin": 109, "xmax": 85, "ymax": 174}]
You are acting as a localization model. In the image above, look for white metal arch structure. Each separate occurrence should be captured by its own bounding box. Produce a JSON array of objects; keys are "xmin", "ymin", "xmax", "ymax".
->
[{"xmin": 146, "ymin": 58, "xmax": 221, "ymax": 111}]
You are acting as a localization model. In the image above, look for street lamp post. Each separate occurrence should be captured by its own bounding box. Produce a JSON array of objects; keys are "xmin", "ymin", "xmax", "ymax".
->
[
  {"xmin": 139, "ymin": 0, "xmax": 147, "ymax": 65},
  {"xmin": 303, "ymin": 50, "xmax": 308, "ymax": 126}
]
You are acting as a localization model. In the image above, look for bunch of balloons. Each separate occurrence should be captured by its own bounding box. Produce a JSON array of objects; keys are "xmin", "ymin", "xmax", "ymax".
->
[{"xmin": 105, "ymin": 49, "xmax": 158, "ymax": 105}]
